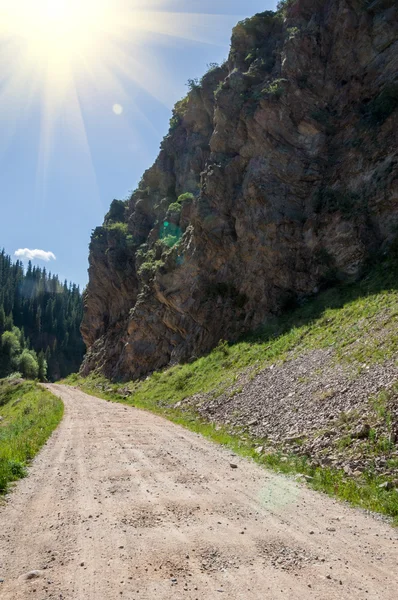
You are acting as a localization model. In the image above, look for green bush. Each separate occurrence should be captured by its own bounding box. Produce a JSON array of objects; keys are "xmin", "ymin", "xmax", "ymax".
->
[
  {"xmin": 262, "ymin": 78, "xmax": 287, "ymax": 98},
  {"xmin": 167, "ymin": 202, "xmax": 182, "ymax": 214},
  {"xmin": 92, "ymin": 222, "xmax": 135, "ymax": 268},
  {"xmin": 18, "ymin": 349, "xmax": 39, "ymax": 380},
  {"xmin": 186, "ymin": 78, "xmax": 200, "ymax": 92},
  {"xmin": 215, "ymin": 339, "xmax": 230, "ymax": 356},
  {"xmin": 169, "ymin": 114, "xmax": 180, "ymax": 131},
  {"xmin": 105, "ymin": 223, "xmax": 135, "ymax": 249},
  {"xmin": 8, "ymin": 460, "xmax": 27, "ymax": 479},
  {"xmin": 235, "ymin": 11, "xmax": 277, "ymax": 35},
  {"xmin": 177, "ymin": 192, "xmax": 195, "ymax": 203},
  {"xmin": 137, "ymin": 259, "xmax": 165, "ymax": 278},
  {"xmin": 286, "ymin": 26, "xmax": 299, "ymax": 40},
  {"xmin": 162, "ymin": 234, "xmax": 180, "ymax": 249},
  {"xmin": 0, "ymin": 329, "xmax": 42, "ymax": 379},
  {"xmin": 1, "ymin": 330, "xmax": 21, "ymax": 357},
  {"xmin": 167, "ymin": 193, "xmax": 194, "ymax": 215},
  {"xmin": 169, "ymin": 96, "xmax": 190, "ymax": 131},
  {"xmin": 160, "ymin": 221, "xmax": 182, "ymax": 249},
  {"xmin": 105, "ymin": 222, "xmax": 128, "ymax": 235},
  {"xmin": 5, "ymin": 372, "xmax": 22, "ymax": 381},
  {"xmin": 104, "ymin": 199, "xmax": 127, "ymax": 224}
]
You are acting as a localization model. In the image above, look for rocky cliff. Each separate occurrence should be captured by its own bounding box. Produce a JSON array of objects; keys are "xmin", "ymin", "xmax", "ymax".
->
[{"xmin": 81, "ymin": 0, "xmax": 398, "ymax": 381}]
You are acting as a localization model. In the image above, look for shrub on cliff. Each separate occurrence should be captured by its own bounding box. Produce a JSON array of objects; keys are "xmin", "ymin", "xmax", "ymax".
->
[
  {"xmin": 177, "ymin": 192, "xmax": 195, "ymax": 203},
  {"xmin": 262, "ymin": 78, "xmax": 288, "ymax": 99},
  {"xmin": 169, "ymin": 96, "xmax": 190, "ymax": 131},
  {"xmin": 167, "ymin": 202, "xmax": 182, "ymax": 214},
  {"xmin": 167, "ymin": 192, "xmax": 194, "ymax": 216},
  {"xmin": 105, "ymin": 222, "xmax": 129, "ymax": 236},
  {"xmin": 235, "ymin": 11, "xmax": 277, "ymax": 36},
  {"xmin": 104, "ymin": 199, "xmax": 127, "ymax": 224},
  {"xmin": 161, "ymin": 234, "xmax": 180, "ymax": 249}
]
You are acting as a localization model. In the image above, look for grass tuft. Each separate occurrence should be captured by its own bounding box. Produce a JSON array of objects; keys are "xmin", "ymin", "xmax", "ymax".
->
[{"xmin": 0, "ymin": 379, "xmax": 63, "ymax": 493}]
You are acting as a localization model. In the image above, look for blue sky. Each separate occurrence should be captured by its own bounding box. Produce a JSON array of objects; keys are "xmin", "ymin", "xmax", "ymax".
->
[{"xmin": 0, "ymin": 0, "xmax": 276, "ymax": 289}]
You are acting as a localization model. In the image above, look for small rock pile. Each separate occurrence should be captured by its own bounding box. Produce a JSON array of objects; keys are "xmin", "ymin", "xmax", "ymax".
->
[{"xmin": 183, "ymin": 349, "xmax": 398, "ymax": 480}]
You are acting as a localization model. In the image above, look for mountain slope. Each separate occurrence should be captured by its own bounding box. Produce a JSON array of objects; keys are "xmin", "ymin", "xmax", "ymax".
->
[{"xmin": 81, "ymin": 0, "xmax": 398, "ymax": 380}]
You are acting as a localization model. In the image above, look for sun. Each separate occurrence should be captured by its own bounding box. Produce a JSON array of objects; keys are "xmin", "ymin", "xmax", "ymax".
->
[
  {"xmin": 1, "ymin": 0, "xmax": 112, "ymax": 83},
  {"xmin": 0, "ymin": 0, "xmax": 235, "ymax": 102},
  {"xmin": 0, "ymin": 0, "xmax": 236, "ymax": 191}
]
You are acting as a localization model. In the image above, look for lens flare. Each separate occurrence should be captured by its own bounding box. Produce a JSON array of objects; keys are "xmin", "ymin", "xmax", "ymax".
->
[
  {"xmin": 113, "ymin": 104, "xmax": 123, "ymax": 115},
  {"xmin": 0, "ymin": 0, "xmax": 239, "ymax": 192}
]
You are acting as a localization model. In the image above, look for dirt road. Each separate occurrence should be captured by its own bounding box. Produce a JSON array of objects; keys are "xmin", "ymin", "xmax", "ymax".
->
[{"xmin": 0, "ymin": 385, "xmax": 397, "ymax": 599}]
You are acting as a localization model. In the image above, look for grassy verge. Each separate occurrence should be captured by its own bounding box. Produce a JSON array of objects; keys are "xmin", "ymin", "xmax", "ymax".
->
[
  {"xmin": 71, "ymin": 259, "xmax": 398, "ymax": 408},
  {"xmin": 64, "ymin": 374, "xmax": 398, "ymax": 525},
  {"xmin": 0, "ymin": 378, "xmax": 64, "ymax": 493},
  {"xmin": 64, "ymin": 258, "xmax": 398, "ymax": 524}
]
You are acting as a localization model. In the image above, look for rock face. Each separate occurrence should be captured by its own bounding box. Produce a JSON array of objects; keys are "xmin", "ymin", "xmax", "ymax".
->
[{"xmin": 81, "ymin": 0, "xmax": 398, "ymax": 381}]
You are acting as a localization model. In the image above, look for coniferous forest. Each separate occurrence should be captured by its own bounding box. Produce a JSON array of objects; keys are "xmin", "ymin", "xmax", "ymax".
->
[{"xmin": 0, "ymin": 250, "xmax": 85, "ymax": 381}]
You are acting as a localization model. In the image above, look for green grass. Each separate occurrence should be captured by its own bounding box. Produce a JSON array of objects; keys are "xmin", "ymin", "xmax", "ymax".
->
[
  {"xmin": 70, "ymin": 258, "xmax": 398, "ymax": 407},
  {"xmin": 65, "ymin": 257, "xmax": 398, "ymax": 524},
  {"xmin": 63, "ymin": 375, "xmax": 398, "ymax": 524},
  {"xmin": 0, "ymin": 379, "xmax": 64, "ymax": 493}
]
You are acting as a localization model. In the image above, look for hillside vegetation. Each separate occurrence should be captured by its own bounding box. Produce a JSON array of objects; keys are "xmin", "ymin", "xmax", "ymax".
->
[
  {"xmin": 0, "ymin": 250, "xmax": 85, "ymax": 380},
  {"xmin": 67, "ymin": 254, "xmax": 398, "ymax": 523},
  {"xmin": 0, "ymin": 378, "xmax": 63, "ymax": 493}
]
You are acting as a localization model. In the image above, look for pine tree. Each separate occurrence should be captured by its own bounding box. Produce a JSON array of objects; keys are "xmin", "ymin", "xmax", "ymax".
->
[
  {"xmin": 37, "ymin": 350, "xmax": 47, "ymax": 382},
  {"xmin": 0, "ymin": 249, "xmax": 85, "ymax": 380}
]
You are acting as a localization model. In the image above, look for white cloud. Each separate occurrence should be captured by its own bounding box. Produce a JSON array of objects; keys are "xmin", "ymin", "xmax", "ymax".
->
[{"xmin": 14, "ymin": 248, "xmax": 56, "ymax": 262}]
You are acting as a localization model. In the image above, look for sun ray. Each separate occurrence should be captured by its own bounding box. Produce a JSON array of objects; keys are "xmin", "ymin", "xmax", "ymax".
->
[
  {"xmin": 36, "ymin": 73, "xmax": 102, "ymax": 214},
  {"xmin": 0, "ymin": 0, "xmax": 241, "ymax": 177},
  {"xmin": 0, "ymin": 60, "xmax": 39, "ymax": 158},
  {"xmin": 117, "ymin": 11, "xmax": 240, "ymax": 47},
  {"xmin": 104, "ymin": 41, "xmax": 179, "ymax": 108}
]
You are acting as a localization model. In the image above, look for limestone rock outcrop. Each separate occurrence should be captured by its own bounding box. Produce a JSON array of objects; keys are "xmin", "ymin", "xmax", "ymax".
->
[{"xmin": 81, "ymin": 0, "xmax": 398, "ymax": 380}]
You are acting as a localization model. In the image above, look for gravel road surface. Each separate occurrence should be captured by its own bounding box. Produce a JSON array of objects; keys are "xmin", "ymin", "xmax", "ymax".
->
[{"xmin": 0, "ymin": 384, "xmax": 397, "ymax": 599}]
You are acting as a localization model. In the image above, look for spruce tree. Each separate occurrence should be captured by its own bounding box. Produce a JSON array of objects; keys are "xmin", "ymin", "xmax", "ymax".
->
[{"xmin": 0, "ymin": 249, "xmax": 85, "ymax": 380}]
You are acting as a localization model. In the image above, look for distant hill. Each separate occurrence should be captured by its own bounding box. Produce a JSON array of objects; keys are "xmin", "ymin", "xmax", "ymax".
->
[{"xmin": 0, "ymin": 249, "xmax": 85, "ymax": 380}]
